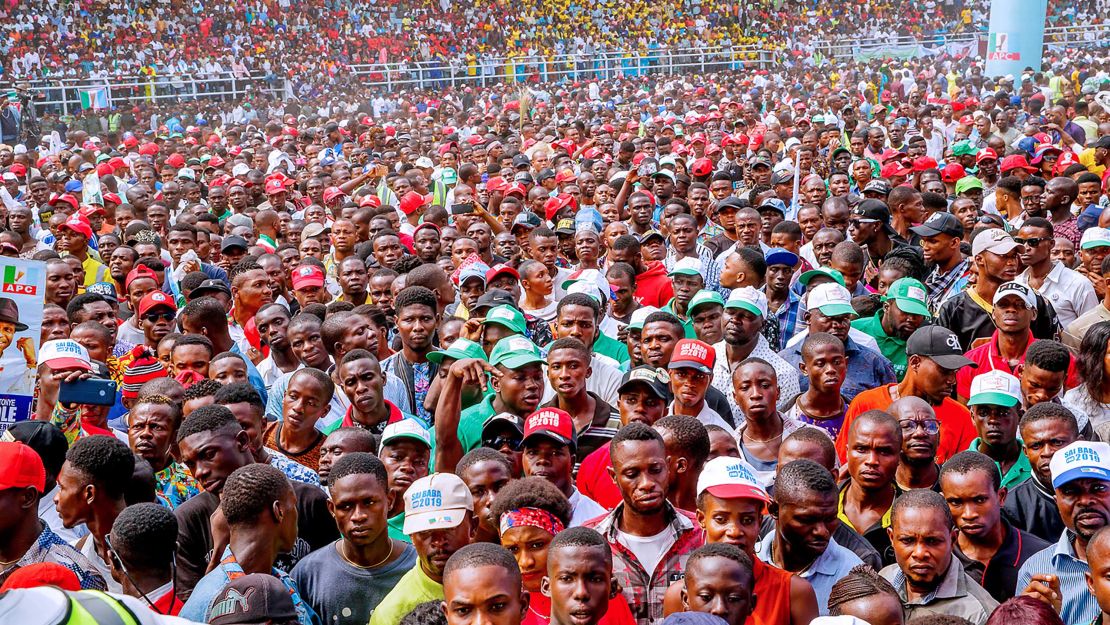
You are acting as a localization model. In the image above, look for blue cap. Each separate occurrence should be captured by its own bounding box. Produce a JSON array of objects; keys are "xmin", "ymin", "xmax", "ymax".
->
[
  {"xmin": 765, "ymin": 247, "xmax": 798, "ymax": 268},
  {"xmin": 86, "ymin": 282, "xmax": 118, "ymax": 298},
  {"xmin": 64, "ymin": 180, "xmax": 83, "ymax": 194}
]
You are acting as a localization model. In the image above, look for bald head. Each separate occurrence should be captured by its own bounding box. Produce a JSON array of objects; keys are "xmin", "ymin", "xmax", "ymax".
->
[{"xmin": 888, "ymin": 396, "xmax": 935, "ymax": 421}]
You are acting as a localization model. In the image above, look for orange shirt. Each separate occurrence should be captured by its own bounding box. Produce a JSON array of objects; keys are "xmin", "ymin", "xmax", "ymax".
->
[
  {"xmin": 835, "ymin": 384, "xmax": 977, "ymax": 464},
  {"xmin": 750, "ymin": 557, "xmax": 791, "ymax": 625}
]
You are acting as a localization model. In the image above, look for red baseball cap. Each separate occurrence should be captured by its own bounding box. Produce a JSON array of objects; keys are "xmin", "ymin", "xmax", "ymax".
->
[
  {"xmin": 48, "ymin": 193, "xmax": 79, "ymax": 211},
  {"xmin": 8, "ymin": 163, "xmax": 26, "ymax": 176},
  {"xmin": 544, "ymin": 194, "xmax": 577, "ymax": 222},
  {"xmin": 264, "ymin": 179, "xmax": 286, "ymax": 195},
  {"xmin": 0, "ymin": 442, "xmax": 46, "ymax": 492},
  {"xmin": 102, "ymin": 192, "xmax": 121, "ymax": 205},
  {"xmin": 880, "ymin": 162, "xmax": 911, "ymax": 178},
  {"xmin": 912, "ymin": 156, "xmax": 938, "ymax": 172},
  {"xmin": 292, "ymin": 265, "xmax": 326, "ymax": 290},
  {"xmin": 208, "ymin": 155, "xmax": 226, "ymax": 169},
  {"xmin": 941, "ymin": 163, "xmax": 967, "ymax": 184},
  {"xmin": 1000, "ymin": 155, "xmax": 1037, "ymax": 173},
  {"xmin": 522, "ymin": 408, "xmax": 577, "ymax": 449},
  {"xmin": 137, "ymin": 291, "xmax": 177, "ymax": 317},
  {"xmin": 555, "ymin": 169, "xmax": 577, "ymax": 185},
  {"xmin": 138, "ymin": 143, "xmax": 159, "ymax": 156},
  {"xmin": 358, "ymin": 194, "xmax": 382, "ymax": 208},
  {"xmin": 691, "ymin": 157, "xmax": 714, "ymax": 178},
  {"xmin": 505, "ymin": 183, "xmax": 527, "ymax": 198},
  {"xmin": 125, "ymin": 266, "xmax": 159, "ymax": 289},
  {"xmin": 976, "ymin": 148, "xmax": 999, "ymax": 164},
  {"xmin": 165, "ymin": 154, "xmax": 186, "ymax": 169},
  {"xmin": 486, "ymin": 264, "xmax": 520, "ymax": 283},
  {"xmin": 79, "ymin": 204, "xmax": 106, "ymax": 218},
  {"xmin": 322, "ymin": 187, "xmax": 346, "ymax": 206},
  {"xmin": 400, "ymin": 191, "xmax": 431, "ymax": 215},
  {"xmin": 59, "ymin": 215, "xmax": 93, "ymax": 240},
  {"xmin": 668, "ymin": 339, "xmax": 715, "ymax": 373}
]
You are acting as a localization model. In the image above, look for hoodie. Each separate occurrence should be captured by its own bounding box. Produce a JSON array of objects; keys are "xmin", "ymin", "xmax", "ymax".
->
[{"xmin": 633, "ymin": 261, "xmax": 675, "ymax": 308}]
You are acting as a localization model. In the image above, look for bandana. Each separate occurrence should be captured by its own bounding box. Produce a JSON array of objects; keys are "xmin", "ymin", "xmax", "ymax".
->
[{"xmin": 499, "ymin": 507, "xmax": 565, "ymax": 537}]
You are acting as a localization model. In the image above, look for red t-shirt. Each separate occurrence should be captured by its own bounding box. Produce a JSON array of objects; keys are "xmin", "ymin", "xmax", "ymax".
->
[
  {"xmin": 955, "ymin": 331, "xmax": 1079, "ymax": 400},
  {"xmin": 835, "ymin": 384, "xmax": 977, "ymax": 464},
  {"xmin": 576, "ymin": 442, "xmax": 623, "ymax": 510},
  {"xmin": 522, "ymin": 585, "xmax": 636, "ymax": 625}
]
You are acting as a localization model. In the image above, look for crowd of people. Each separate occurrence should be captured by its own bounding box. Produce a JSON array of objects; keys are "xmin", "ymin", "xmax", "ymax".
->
[{"xmin": 1, "ymin": 40, "xmax": 1110, "ymax": 625}]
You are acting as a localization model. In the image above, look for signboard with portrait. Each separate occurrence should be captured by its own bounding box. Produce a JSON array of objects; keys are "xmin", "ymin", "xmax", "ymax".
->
[{"xmin": 0, "ymin": 258, "xmax": 46, "ymax": 433}]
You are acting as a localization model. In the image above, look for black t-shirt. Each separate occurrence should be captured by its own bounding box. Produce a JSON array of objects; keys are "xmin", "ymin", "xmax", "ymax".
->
[
  {"xmin": 704, "ymin": 233, "xmax": 736, "ymax": 258},
  {"xmin": 1001, "ymin": 476, "xmax": 1066, "ymax": 543},
  {"xmin": 935, "ymin": 290, "xmax": 1062, "ymax": 351},
  {"xmin": 175, "ymin": 480, "xmax": 339, "ymax": 599}
]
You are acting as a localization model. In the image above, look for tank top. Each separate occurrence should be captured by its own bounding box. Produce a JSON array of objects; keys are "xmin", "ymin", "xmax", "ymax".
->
[{"xmin": 750, "ymin": 556, "xmax": 792, "ymax": 625}]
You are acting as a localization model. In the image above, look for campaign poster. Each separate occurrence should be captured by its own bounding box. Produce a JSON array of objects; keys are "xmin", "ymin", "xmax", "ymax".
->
[
  {"xmin": 0, "ymin": 258, "xmax": 46, "ymax": 433},
  {"xmin": 985, "ymin": 0, "xmax": 1047, "ymax": 78}
]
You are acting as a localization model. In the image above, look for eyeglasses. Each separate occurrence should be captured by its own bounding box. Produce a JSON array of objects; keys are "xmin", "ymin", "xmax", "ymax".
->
[
  {"xmin": 141, "ymin": 311, "xmax": 175, "ymax": 323},
  {"xmin": 899, "ymin": 419, "xmax": 941, "ymax": 435},
  {"xmin": 1021, "ymin": 195, "xmax": 1043, "ymax": 204},
  {"xmin": 483, "ymin": 435, "xmax": 523, "ymax": 451},
  {"xmin": 1013, "ymin": 237, "xmax": 1046, "ymax": 247}
]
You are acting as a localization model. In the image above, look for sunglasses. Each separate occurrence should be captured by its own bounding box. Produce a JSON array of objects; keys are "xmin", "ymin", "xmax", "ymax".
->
[
  {"xmin": 141, "ymin": 311, "xmax": 175, "ymax": 323},
  {"xmin": 1013, "ymin": 237, "xmax": 1047, "ymax": 247},
  {"xmin": 483, "ymin": 435, "xmax": 523, "ymax": 452}
]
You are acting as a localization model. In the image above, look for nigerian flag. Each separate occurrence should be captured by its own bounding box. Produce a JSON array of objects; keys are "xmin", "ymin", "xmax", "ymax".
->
[{"xmin": 79, "ymin": 87, "xmax": 109, "ymax": 110}]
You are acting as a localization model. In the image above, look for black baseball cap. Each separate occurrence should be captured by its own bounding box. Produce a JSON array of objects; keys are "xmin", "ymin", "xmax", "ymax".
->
[
  {"xmin": 910, "ymin": 212, "xmax": 964, "ymax": 238},
  {"xmin": 906, "ymin": 326, "xmax": 976, "ymax": 370},
  {"xmin": 537, "ymin": 168, "xmax": 556, "ymax": 183},
  {"xmin": 513, "ymin": 153, "xmax": 532, "ymax": 169},
  {"xmin": 617, "ymin": 366, "xmax": 672, "ymax": 401},
  {"xmin": 189, "ymin": 279, "xmax": 233, "ymax": 299},
  {"xmin": 481, "ymin": 412, "xmax": 525, "ymax": 442},
  {"xmin": 221, "ymin": 235, "xmax": 249, "ymax": 252},
  {"xmin": 471, "ymin": 289, "xmax": 518, "ymax": 316},
  {"xmin": 207, "ymin": 573, "xmax": 298, "ymax": 625}
]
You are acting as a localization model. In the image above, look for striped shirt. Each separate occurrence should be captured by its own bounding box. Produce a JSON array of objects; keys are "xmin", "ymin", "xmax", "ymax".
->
[{"xmin": 1016, "ymin": 531, "xmax": 1100, "ymax": 625}]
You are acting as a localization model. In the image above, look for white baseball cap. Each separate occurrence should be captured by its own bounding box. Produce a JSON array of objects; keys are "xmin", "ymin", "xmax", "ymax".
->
[
  {"xmin": 381, "ymin": 419, "xmax": 432, "ymax": 449},
  {"xmin": 972, "ymin": 228, "xmax": 1020, "ymax": 256},
  {"xmin": 992, "ymin": 282, "xmax": 1036, "ymax": 309},
  {"xmin": 696, "ymin": 457, "xmax": 770, "ymax": 503},
  {"xmin": 1081, "ymin": 227, "xmax": 1110, "ymax": 250},
  {"xmin": 403, "ymin": 473, "xmax": 474, "ymax": 535},
  {"xmin": 668, "ymin": 257, "xmax": 702, "ymax": 277},
  {"xmin": 724, "ymin": 286, "xmax": 767, "ymax": 318},
  {"xmin": 806, "ymin": 283, "xmax": 856, "ymax": 318},
  {"xmin": 1051, "ymin": 441, "xmax": 1110, "ymax": 489},
  {"xmin": 629, "ymin": 306, "xmax": 661, "ymax": 331},
  {"xmin": 967, "ymin": 370, "xmax": 1022, "ymax": 408},
  {"xmin": 40, "ymin": 340, "xmax": 93, "ymax": 372}
]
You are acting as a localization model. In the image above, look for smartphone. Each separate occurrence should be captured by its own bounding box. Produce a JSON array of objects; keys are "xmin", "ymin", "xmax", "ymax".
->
[
  {"xmin": 59, "ymin": 378, "xmax": 118, "ymax": 407},
  {"xmin": 451, "ymin": 203, "xmax": 475, "ymax": 215},
  {"xmin": 638, "ymin": 161, "xmax": 657, "ymax": 177}
]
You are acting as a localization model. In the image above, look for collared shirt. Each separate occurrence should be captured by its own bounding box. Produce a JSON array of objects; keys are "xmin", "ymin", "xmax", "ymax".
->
[
  {"xmin": 755, "ymin": 534, "xmax": 862, "ymax": 615},
  {"xmin": 1015, "ymin": 261, "xmax": 1099, "ymax": 329},
  {"xmin": 780, "ymin": 336, "xmax": 897, "ymax": 403},
  {"xmin": 766, "ymin": 289, "xmax": 802, "ymax": 352},
  {"xmin": 585, "ymin": 503, "xmax": 705, "ymax": 625},
  {"xmin": 568, "ymin": 488, "xmax": 607, "ymax": 527},
  {"xmin": 954, "ymin": 520, "xmax": 1050, "ymax": 603},
  {"xmin": 661, "ymin": 298, "xmax": 697, "ymax": 339},
  {"xmin": 837, "ymin": 481, "xmax": 896, "ymax": 566},
  {"xmin": 1017, "ymin": 531, "xmax": 1100, "ymax": 625},
  {"xmin": 667, "ymin": 400, "xmax": 736, "ymax": 435},
  {"xmin": 712, "ymin": 338, "xmax": 801, "ymax": 418},
  {"xmin": 925, "ymin": 257, "xmax": 972, "ymax": 314},
  {"xmin": 664, "ymin": 244, "xmax": 724, "ymax": 295},
  {"xmin": 966, "ymin": 438, "xmax": 1033, "ymax": 489},
  {"xmin": 0, "ymin": 523, "xmax": 107, "ymax": 591},
  {"xmin": 541, "ymin": 392, "xmax": 621, "ymax": 465},
  {"xmin": 1002, "ymin": 475, "xmax": 1067, "ymax": 543},
  {"xmin": 955, "ymin": 331, "xmax": 1079, "ymax": 400},
  {"xmin": 851, "ymin": 312, "xmax": 910, "ymax": 380},
  {"xmin": 880, "ymin": 556, "xmax": 999, "ymax": 625},
  {"xmin": 155, "ymin": 461, "xmax": 201, "ymax": 509}
]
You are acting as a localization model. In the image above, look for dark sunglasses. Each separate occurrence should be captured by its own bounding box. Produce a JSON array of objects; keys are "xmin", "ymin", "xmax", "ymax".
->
[
  {"xmin": 141, "ymin": 311, "xmax": 175, "ymax": 323},
  {"xmin": 1013, "ymin": 237, "xmax": 1046, "ymax": 247},
  {"xmin": 483, "ymin": 435, "xmax": 523, "ymax": 451}
]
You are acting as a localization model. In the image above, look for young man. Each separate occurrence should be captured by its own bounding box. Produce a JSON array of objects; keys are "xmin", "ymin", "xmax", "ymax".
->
[
  {"xmin": 318, "ymin": 427, "xmax": 378, "ymax": 487},
  {"xmin": 370, "ymin": 473, "xmax": 476, "ymax": 625},
  {"xmin": 174, "ymin": 406, "xmax": 337, "ymax": 596},
  {"xmin": 544, "ymin": 527, "xmax": 636, "ymax": 625},
  {"xmin": 540, "ymin": 337, "xmax": 621, "ymax": 463},
  {"xmin": 215, "ymin": 382, "xmax": 320, "ymax": 486},
  {"xmin": 551, "ymin": 293, "xmax": 626, "ymax": 402},
  {"xmin": 291, "ymin": 453, "xmax": 416, "ymax": 625},
  {"xmin": 107, "ymin": 503, "xmax": 183, "ymax": 614},
  {"xmin": 0, "ymin": 441, "xmax": 107, "ymax": 590},
  {"xmin": 966, "ymin": 371, "xmax": 1030, "ymax": 489},
  {"xmin": 879, "ymin": 489, "xmax": 998, "ymax": 625},
  {"xmin": 584, "ymin": 423, "xmax": 705, "ymax": 625},
  {"xmin": 940, "ymin": 451, "xmax": 1049, "ymax": 603},
  {"xmin": 179, "ymin": 464, "xmax": 319, "ymax": 625},
  {"xmin": 266, "ymin": 367, "xmax": 334, "ymax": 471},
  {"xmin": 669, "ymin": 338, "xmax": 735, "ymax": 432},
  {"xmin": 456, "ymin": 448, "xmax": 514, "ymax": 544},
  {"xmin": 680, "ymin": 543, "xmax": 757, "ymax": 625},
  {"xmin": 1013, "ymin": 218, "xmax": 1097, "ymax": 329},
  {"xmin": 711, "ymin": 287, "xmax": 799, "ymax": 416},
  {"xmin": 441, "ymin": 543, "xmax": 530, "ymax": 625},
  {"xmin": 127, "ymin": 394, "xmax": 200, "ymax": 509},
  {"xmin": 912, "ymin": 212, "xmax": 969, "ymax": 316},
  {"xmin": 379, "ymin": 420, "xmax": 433, "ymax": 542},
  {"xmin": 1017, "ymin": 440, "xmax": 1110, "ymax": 625},
  {"xmin": 838, "ymin": 410, "xmax": 902, "ymax": 567},
  {"xmin": 783, "ymin": 332, "xmax": 850, "ymax": 439},
  {"xmin": 1002, "ymin": 402, "xmax": 1079, "ymax": 541},
  {"xmin": 850, "ymin": 278, "xmax": 931, "ymax": 380},
  {"xmin": 54, "ymin": 436, "xmax": 135, "ymax": 592},
  {"xmin": 756, "ymin": 459, "xmax": 861, "ymax": 614},
  {"xmin": 520, "ymin": 408, "xmax": 606, "ymax": 526},
  {"xmin": 382, "ymin": 286, "xmax": 441, "ymax": 425}
]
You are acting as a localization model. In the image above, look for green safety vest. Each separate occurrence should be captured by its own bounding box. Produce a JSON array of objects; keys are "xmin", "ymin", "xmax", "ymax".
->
[{"xmin": 64, "ymin": 591, "xmax": 142, "ymax": 625}]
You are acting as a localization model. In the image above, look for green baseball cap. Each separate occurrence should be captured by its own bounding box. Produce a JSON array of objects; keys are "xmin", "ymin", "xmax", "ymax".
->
[
  {"xmin": 628, "ymin": 306, "xmax": 660, "ymax": 331},
  {"xmin": 489, "ymin": 336, "xmax": 545, "ymax": 369},
  {"xmin": 481, "ymin": 305, "xmax": 527, "ymax": 335},
  {"xmin": 667, "ymin": 257, "xmax": 702, "ymax": 277},
  {"xmin": 967, "ymin": 370, "xmax": 1022, "ymax": 408},
  {"xmin": 724, "ymin": 287, "xmax": 767, "ymax": 318},
  {"xmin": 688, "ymin": 290, "xmax": 725, "ymax": 316},
  {"xmin": 882, "ymin": 278, "xmax": 932, "ymax": 317},
  {"xmin": 798, "ymin": 266, "xmax": 846, "ymax": 288},
  {"xmin": 954, "ymin": 175, "xmax": 984, "ymax": 195},
  {"xmin": 427, "ymin": 338, "xmax": 487, "ymax": 365},
  {"xmin": 952, "ymin": 140, "xmax": 978, "ymax": 157}
]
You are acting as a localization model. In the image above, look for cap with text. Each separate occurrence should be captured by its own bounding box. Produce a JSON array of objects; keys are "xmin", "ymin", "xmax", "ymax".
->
[
  {"xmin": 403, "ymin": 473, "xmax": 474, "ymax": 534},
  {"xmin": 967, "ymin": 370, "xmax": 1022, "ymax": 408},
  {"xmin": 696, "ymin": 456, "xmax": 770, "ymax": 503},
  {"xmin": 522, "ymin": 408, "xmax": 577, "ymax": 449},
  {"xmin": 1051, "ymin": 441, "xmax": 1110, "ymax": 489},
  {"xmin": 668, "ymin": 339, "xmax": 715, "ymax": 373},
  {"xmin": 725, "ymin": 286, "xmax": 767, "ymax": 318},
  {"xmin": 381, "ymin": 419, "xmax": 432, "ymax": 449},
  {"xmin": 993, "ymin": 282, "xmax": 1036, "ymax": 309}
]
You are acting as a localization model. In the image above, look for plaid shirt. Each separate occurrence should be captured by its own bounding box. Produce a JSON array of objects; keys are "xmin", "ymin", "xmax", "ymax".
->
[
  {"xmin": 664, "ymin": 244, "xmax": 725, "ymax": 296},
  {"xmin": 156, "ymin": 461, "xmax": 202, "ymax": 509},
  {"xmin": 925, "ymin": 257, "xmax": 972, "ymax": 315},
  {"xmin": 0, "ymin": 524, "xmax": 107, "ymax": 591},
  {"xmin": 584, "ymin": 503, "xmax": 705, "ymax": 625},
  {"xmin": 766, "ymin": 289, "xmax": 802, "ymax": 352}
]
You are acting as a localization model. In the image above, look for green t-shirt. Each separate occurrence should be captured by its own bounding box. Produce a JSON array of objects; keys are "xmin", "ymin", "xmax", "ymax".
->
[
  {"xmin": 852, "ymin": 313, "xmax": 908, "ymax": 380},
  {"xmin": 387, "ymin": 512, "xmax": 411, "ymax": 544},
  {"xmin": 967, "ymin": 438, "xmax": 1033, "ymax": 490},
  {"xmin": 594, "ymin": 332, "xmax": 631, "ymax": 368},
  {"xmin": 367, "ymin": 563, "xmax": 442, "ymax": 625},
  {"xmin": 662, "ymin": 299, "xmax": 697, "ymax": 339},
  {"xmin": 458, "ymin": 394, "xmax": 498, "ymax": 453}
]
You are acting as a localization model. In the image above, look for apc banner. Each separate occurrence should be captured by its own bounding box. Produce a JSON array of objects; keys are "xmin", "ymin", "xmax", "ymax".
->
[
  {"xmin": 0, "ymin": 258, "xmax": 46, "ymax": 433},
  {"xmin": 985, "ymin": 0, "xmax": 1047, "ymax": 78}
]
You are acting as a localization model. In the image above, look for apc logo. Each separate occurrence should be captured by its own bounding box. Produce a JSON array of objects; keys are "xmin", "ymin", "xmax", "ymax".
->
[{"xmin": 2, "ymin": 265, "xmax": 39, "ymax": 296}]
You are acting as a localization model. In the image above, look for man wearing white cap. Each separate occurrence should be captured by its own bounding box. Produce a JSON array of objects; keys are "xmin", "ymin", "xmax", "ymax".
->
[
  {"xmin": 663, "ymin": 257, "xmax": 706, "ymax": 339},
  {"xmin": 936, "ymin": 228, "xmax": 1061, "ymax": 351},
  {"xmin": 780, "ymin": 283, "xmax": 896, "ymax": 402},
  {"xmin": 1016, "ymin": 441, "xmax": 1110, "ymax": 625},
  {"xmin": 965, "ymin": 370, "xmax": 1031, "ymax": 489},
  {"xmin": 369, "ymin": 472, "xmax": 475, "ymax": 625},
  {"xmin": 660, "ymin": 457, "xmax": 819, "ymax": 625},
  {"xmin": 1063, "ymin": 248, "xmax": 1110, "ymax": 349},
  {"xmin": 711, "ymin": 287, "xmax": 800, "ymax": 416}
]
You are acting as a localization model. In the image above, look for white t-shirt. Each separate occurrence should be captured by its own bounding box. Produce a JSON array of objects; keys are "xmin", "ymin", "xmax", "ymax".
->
[
  {"xmin": 615, "ymin": 525, "xmax": 675, "ymax": 578},
  {"xmin": 568, "ymin": 489, "xmax": 607, "ymax": 527}
]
